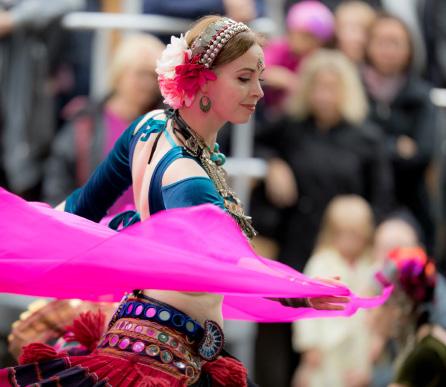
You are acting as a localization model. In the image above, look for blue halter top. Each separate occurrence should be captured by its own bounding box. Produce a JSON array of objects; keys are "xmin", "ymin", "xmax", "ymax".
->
[{"xmin": 65, "ymin": 111, "xmax": 224, "ymax": 223}]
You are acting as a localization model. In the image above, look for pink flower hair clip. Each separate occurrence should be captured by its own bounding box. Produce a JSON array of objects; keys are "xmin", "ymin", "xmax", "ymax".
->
[{"xmin": 155, "ymin": 18, "xmax": 250, "ymax": 109}]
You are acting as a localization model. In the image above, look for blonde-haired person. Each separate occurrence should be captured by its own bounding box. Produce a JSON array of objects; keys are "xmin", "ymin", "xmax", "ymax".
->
[
  {"xmin": 287, "ymin": 48, "xmax": 369, "ymax": 126},
  {"xmin": 43, "ymin": 33, "xmax": 165, "ymax": 213},
  {"xmin": 254, "ymin": 48, "xmax": 393, "ymax": 272},
  {"xmin": 335, "ymin": 1, "xmax": 377, "ymax": 64},
  {"xmin": 292, "ymin": 195, "xmax": 376, "ymax": 387}
]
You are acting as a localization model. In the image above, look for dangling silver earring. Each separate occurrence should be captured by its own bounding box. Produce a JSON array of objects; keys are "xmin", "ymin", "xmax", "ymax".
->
[{"xmin": 199, "ymin": 95, "xmax": 212, "ymax": 113}]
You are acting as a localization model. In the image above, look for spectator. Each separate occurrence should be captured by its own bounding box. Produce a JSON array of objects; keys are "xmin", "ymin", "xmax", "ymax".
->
[
  {"xmin": 363, "ymin": 13, "xmax": 436, "ymax": 252},
  {"xmin": 335, "ymin": 1, "xmax": 377, "ymax": 65},
  {"xmin": 262, "ymin": 1, "xmax": 334, "ymax": 118},
  {"xmin": 369, "ymin": 214, "xmax": 420, "ymax": 387},
  {"xmin": 293, "ymin": 195, "xmax": 375, "ymax": 387},
  {"xmin": 381, "ymin": 0, "xmax": 427, "ymax": 75},
  {"xmin": 0, "ymin": 0, "xmax": 84, "ymax": 200},
  {"xmin": 42, "ymin": 34, "xmax": 165, "ymax": 213}
]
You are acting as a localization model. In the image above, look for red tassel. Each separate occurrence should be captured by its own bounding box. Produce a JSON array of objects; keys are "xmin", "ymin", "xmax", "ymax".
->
[
  {"xmin": 202, "ymin": 356, "xmax": 248, "ymax": 387},
  {"xmin": 64, "ymin": 310, "xmax": 106, "ymax": 351},
  {"xmin": 19, "ymin": 342, "xmax": 67, "ymax": 364}
]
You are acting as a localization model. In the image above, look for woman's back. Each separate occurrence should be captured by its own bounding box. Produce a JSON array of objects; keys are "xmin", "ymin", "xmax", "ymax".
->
[{"xmin": 126, "ymin": 109, "xmax": 225, "ymax": 325}]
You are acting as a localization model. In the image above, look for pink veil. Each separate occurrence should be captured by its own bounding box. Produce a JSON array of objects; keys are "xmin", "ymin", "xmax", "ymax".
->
[{"xmin": 0, "ymin": 188, "xmax": 391, "ymax": 322}]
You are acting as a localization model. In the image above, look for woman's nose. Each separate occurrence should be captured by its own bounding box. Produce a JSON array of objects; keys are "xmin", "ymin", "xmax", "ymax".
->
[{"xmin": 253, "ymin": 80, "xmax": 264, "ymax": 99}]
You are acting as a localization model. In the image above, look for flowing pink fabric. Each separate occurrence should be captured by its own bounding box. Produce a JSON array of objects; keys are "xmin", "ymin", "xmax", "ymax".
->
[{"xmin": 0, "ymin": 188, "xmax": 391, "ymax": 322}]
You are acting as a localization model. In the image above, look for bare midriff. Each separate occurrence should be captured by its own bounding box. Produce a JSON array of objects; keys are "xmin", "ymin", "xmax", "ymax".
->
[{"xmin": 143, "ymin": 290, "xmax": 224, "ymax": 327}]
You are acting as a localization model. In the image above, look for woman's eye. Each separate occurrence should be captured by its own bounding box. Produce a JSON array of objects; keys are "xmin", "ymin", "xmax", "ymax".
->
[{"xmin": 238, "ymin": 77, "xmax": 250, "ymax": 83}]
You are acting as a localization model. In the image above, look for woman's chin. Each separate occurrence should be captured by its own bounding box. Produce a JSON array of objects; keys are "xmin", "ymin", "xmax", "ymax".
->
[{"xmin": 230, "ymin": 113, "xmax": 253, "ymax": 125}]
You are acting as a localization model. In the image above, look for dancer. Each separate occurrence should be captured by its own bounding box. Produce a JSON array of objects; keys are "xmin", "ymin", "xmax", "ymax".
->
[{"xmin": 0, "ymin": 16, "xmax": 389, "ymax": 386}]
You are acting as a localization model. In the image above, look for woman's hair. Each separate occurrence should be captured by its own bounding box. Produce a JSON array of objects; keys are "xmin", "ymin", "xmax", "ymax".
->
[
  {"xmin": 185, "ymin": 15, "xmax": 262, "ymax": 68},
  {"xmin": 366, "ymin": 12, "xmax": 414, "ymax": 70},
  {"xmin": 314, "ymin": 195, "xmax": 374, "ymax": 253},
  {"xmin": 286, "ymin": 49, "xmax": 368, "ymax": 125},
  {"xmin": 108, "ymin": 33, "xmax": 165, "ymax": 91}
]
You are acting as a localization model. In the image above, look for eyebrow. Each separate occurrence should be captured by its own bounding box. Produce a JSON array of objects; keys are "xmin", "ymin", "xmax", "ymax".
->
[{"xmin": 237, "ymin": 67, "xmax": 265, "ymax": 73}]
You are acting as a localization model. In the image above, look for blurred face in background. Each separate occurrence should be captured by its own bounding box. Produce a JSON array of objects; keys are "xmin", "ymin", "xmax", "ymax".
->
[
  {"xmin": 288, "ymin": 30, "xmax": 323, "ymax": 56},
  {"xmin": 308, "ymin": 69, "xmax": 343, "ymax": 126},
  {"xmin": 321, "ymin": 197, "xmax": 373, "ymax": 262},
  {"xmin": 332, "ymin": 222, "xmax": 370, "ymax": 262},
  {"xmin": 373, "ymin": 219, "xmax": 419, "ymax": 264},
  {"xmin": 336, "ymin": 7, "xmax": 375, "ymax": 64},
  {"xmin": 367, "ymin": 18, "xmax": 412, "ymax": 76},
  {"xmin": 115, "ymin": 53, "xmax": 159, "ymax": 111}
]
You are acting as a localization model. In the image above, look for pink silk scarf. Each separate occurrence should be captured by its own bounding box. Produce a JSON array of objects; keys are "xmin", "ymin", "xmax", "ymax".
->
[{"xmin": 0, "ymin": 188, "xmax": 391, "ymax": 322}]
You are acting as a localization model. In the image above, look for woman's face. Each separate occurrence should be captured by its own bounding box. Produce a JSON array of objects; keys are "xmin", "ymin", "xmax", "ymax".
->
[
  {"xmin": 308, "ymin": 69, "xmax": 342, "ymax": 123},
  {"xmin": 288, "ymin": 30, "xmax": 323, "ymax": 56},
  {"xmin": 332, "ymin": 224, "xmax": 369, "ymax": 261},
  {"xmin": 367, "ymin": 19, "xmax": 411, "ymax": 76},
  {"xmin": 336, "ymin": 12, "xmax": 371, "ymax": 63},
  {"xmin": 207, "ymin": 44, "xmax": 265, "ymax": 124},
  {"xmin": 115, "ymin": 54, "xmax": 159, "ymax": 110}
]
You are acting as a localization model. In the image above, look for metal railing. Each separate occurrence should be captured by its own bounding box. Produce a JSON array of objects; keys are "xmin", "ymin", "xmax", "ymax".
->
[{"xmin": 431, "ymin": 88, "xmax": 446, "ymax": 108}]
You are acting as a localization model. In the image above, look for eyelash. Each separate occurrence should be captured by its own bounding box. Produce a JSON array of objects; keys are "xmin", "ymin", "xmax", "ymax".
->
[{"xmin": 238, "ymin": 77, "xmax": 265, "ymax": 83}]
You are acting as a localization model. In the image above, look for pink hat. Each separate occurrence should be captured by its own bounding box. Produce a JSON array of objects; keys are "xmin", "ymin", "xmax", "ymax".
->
[{"xmin": 286, "ymin": 1, "xmax": 334, "ymax": 42}]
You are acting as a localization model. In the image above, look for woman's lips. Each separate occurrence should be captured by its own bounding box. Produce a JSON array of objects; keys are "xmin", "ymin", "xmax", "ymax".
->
[{"xmin": 241, "ymin": 104, "xmax": 256, "ymax": 112}]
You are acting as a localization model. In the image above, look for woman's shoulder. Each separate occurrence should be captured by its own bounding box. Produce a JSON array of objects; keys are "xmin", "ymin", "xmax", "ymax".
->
[
  {"xmin": 132, "ymin": 109, "xmax": 167, "ymax": 135},
  {"xmin": 397, "ymin": 74, "xmax": 433, "ymax": 104},
  {"xmin": 162, "ymin": 157, "xmax": 208, "ymax": 187}
]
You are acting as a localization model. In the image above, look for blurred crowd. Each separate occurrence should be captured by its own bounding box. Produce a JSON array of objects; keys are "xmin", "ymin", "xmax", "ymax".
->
[{"xmin": 0, "ymin": 0, "xmax": 446, "ymax": 386}]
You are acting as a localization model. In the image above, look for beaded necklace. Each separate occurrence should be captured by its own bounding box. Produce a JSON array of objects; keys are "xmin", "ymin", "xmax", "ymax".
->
[{"xmin": 169, "ymin": 109, "xmax": 257, "ymax": 239}]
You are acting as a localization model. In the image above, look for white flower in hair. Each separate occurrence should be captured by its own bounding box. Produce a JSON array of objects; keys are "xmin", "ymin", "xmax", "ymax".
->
[{"xmin": 156, "ymin": 34, "xmax": 191, "ymax": 79}]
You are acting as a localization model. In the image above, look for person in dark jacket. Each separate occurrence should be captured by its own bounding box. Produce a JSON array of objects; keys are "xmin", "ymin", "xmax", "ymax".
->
[
  {"xmin": 254, "ymin": 49, "xmax": 393, "ymax": 271},
  {"xmin": 363, "ymin": 13, "xmax": 436, "ymax": 252}
]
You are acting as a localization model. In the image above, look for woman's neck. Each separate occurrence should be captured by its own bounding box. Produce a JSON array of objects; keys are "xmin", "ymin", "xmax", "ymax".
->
[
  {"xmin": 178, "ymin": 107, "xmax": 224, "ymax": 148},
  {"xmin": 106, "ymin": 94, "xmax": 143, "ymax": 122}
]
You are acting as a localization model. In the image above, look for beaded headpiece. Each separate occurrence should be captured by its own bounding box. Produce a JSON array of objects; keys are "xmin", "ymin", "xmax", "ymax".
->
[
  {"xmin": 190, "ymin": 18, "xmax": 250, "ymax": 68},
  {"xmin": 156, "ymin": 18, "xmax": 251, "ymax": 109}
]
